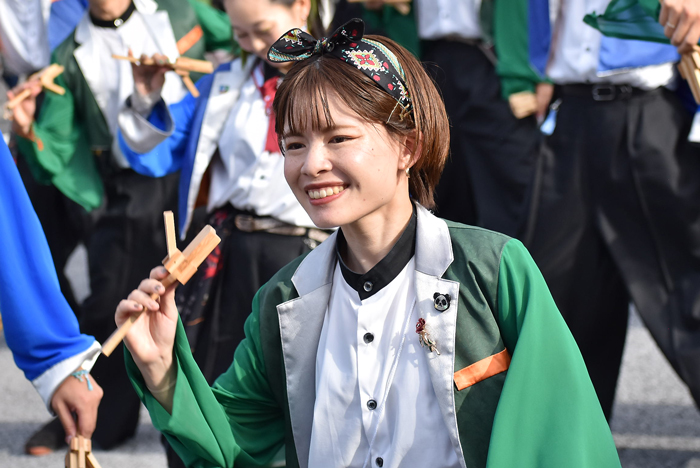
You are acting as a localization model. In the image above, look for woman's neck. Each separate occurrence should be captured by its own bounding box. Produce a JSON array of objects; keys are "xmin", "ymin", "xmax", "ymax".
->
[
  {"xmin": 89, "ymin": 0, "xmax": 132, "ymax": 21},
  {"xmin": 340, "ymin": 197, "xmax": 414, "ymax": 274}
]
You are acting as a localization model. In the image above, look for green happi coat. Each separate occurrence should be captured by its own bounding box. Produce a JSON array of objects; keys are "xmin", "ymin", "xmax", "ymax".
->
[
  {"xmin": 126, "ymin": 205, "xmax": 621, "ymax": 468},
  {"xmin": 16, "ymin": 0, "xmax": 233, "ymax": 212}
]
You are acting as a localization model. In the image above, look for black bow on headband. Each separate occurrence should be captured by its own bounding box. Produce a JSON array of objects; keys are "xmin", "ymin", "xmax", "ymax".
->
[{"xmin": 267, "ymin": 19, "xmax": 412, "ymax": 112}]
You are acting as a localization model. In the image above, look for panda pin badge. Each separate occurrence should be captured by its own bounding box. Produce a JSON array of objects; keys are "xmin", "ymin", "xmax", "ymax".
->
[
  {"xmin": 433, "ymin": 293, "xmax": 451, "ymax": 312},
  {"xmin": 416, "ymin": 318, "xmax": 440, "ymax": 355}
]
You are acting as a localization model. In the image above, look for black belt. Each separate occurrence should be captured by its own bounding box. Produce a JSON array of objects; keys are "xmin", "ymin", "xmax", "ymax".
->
[{"xmin": 558, "ymin": 84, "xmax": 649, "ymax": 101}]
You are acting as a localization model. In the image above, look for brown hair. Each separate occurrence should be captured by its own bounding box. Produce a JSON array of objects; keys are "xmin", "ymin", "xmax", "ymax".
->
[{"xmin": 272, "ymin": 35, "xmax": 449, "ymax": 209}]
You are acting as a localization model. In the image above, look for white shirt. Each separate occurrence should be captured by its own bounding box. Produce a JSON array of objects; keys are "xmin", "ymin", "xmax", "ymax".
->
[
  {"xmin": 415, "ymin": 0, "xmax": 482, "ymax": 41},
  {"xmin": 547, "ymin": 0, "xmax": 674, "ymax": 89},
  {"xmin": 212, "ymin": 63, "xmax": 315, "ymax": 228},
  {"xmin": 0, "ymin": 0, "xmax": 51, "ymax": 75},
  {"xmin": 83, "ymin": 10, "xmax": 186, "ymax": 168},
  {"xmin": 308, "ymin": 260, "xmax": 461, "ymax": 468}
]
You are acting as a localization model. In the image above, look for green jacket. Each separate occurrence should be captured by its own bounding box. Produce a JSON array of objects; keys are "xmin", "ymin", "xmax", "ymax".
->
[
  {"xmin": 126, "ymin": 205, "xmax": 620, "ymax": 468},
  {"xmin": 16, "ymin": 0, "xmax": 232, "ymax": 211}
]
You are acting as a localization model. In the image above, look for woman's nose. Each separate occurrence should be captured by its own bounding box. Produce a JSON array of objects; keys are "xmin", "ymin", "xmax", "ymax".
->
[{"xmin": 301, "ymin": 143, "xmax": 332, "ymax": 176}]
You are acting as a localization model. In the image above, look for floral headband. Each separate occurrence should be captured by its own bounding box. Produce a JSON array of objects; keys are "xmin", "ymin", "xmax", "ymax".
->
[{"xmin": 267, "ymin": 18, "xmax": 412, "ymax": 113}]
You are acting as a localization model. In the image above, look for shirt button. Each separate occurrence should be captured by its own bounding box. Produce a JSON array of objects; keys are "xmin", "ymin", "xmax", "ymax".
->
[
  {"xmin": 363, "ymin": 332, "xmax": 374, "ymax": 344},
  {"xmin": 376, "ymin": 457, "xmax": 384, "ymax": 467},
  {"xmin": 367, "ymin": 399, "xmax": 377, "ymax": 410},
  {"xmin": 363, "ymin": 281, "xmax": 373, "ymax": 292}
]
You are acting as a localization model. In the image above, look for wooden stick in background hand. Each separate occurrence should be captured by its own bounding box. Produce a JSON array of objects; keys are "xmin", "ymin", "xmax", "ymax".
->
[{"xmin": 3, "ymin": 64, "xmax": 65, "ymax": 117}]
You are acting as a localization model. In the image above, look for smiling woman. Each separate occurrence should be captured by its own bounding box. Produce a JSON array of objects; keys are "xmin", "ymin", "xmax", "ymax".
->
[{"xmin": 117, "ymin": 19, "xmax": 622, "ymax": 468}]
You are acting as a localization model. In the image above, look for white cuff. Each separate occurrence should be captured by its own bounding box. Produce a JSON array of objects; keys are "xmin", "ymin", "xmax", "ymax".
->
[
  {"xmin": 130, "ymin": 88, "xmax": 162, "ymax": 118},
  {"xmin": 119, "ymin": 97, "xmax": 175, "ymax": 154},
  {"xmin": 31, "ymin": 341, "xmax": 102, "ymax": 414}
]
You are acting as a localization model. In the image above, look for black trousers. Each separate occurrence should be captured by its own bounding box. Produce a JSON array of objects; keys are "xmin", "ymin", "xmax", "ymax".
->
[
  {"xmin": 526, "ymin": 86, "xmax": 700, "ymax": 419},
  {"xmin": 15, "ymin": 151, "xmax": 93, "ymax": 314},
  {"xmin": 422, "ymin": 40, "xmax": 542, "ymax": 237},
  {"xmin": 165, "ymin": 207, "xmax": 314, "ymax": 468},
  {"xmin": 79, "ymin": 169, "xmax": 179, "ymax": 449}
]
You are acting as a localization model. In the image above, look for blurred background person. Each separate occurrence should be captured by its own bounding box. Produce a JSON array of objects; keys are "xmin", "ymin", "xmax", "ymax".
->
[
  {"xmin": 7, "ymin": 0, "xmax": 233, "ymax": 455},
  {"xmin": 525, "ymin": 0, "xmax": 700, "ymax": 421},
  {"xmin": 0, "ymin": 129, "xmax": 103, "ymax": 452}
]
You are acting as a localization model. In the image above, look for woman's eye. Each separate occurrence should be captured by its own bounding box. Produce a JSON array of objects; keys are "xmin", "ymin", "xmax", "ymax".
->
[
  {"xmin": 284, "ymin": 142, "xmax": 304, "ymax": 152},
  {"xmin": 330, "ymin": 136, "xmax": 352, "ymax": 144}
]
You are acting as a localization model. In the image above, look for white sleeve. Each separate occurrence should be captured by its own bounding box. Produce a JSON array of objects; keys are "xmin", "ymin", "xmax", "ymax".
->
[
  {"xmin": 0, "ymin": 0, "xmax": 50, "ymax": 75},
  {"xmin": 31, "ymin": 341, "xmax": 102, "ymax": 414}
]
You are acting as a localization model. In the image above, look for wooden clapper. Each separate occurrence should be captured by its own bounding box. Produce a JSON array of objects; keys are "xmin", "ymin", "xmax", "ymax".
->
[
  {"xmin": 678, "ymin": 46, "xmax": 700, "ymax": 104},
  {"xmin": 100, "ymin": 211, "xmax": 221, "ymax": 357},
  {"xmin": 65, "ymin": 436, "xmax": 101, "ymax": 468},
  {"xmin": 111, "ymin": 54, "xmax": 214, "ymax": 98},
  {"xmin": 3, "ymin": 64, "xmax": 65, "ymax": 120}
]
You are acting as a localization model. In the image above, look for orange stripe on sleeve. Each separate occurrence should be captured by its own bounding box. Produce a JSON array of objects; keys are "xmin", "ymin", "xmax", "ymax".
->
[
  {"xmin": 454, "ymin": 349, "xmax": 511, "ymax": 391},
  {"xmin": 177, "ymin": 25, "xmax": 204, "ymax": 55}
]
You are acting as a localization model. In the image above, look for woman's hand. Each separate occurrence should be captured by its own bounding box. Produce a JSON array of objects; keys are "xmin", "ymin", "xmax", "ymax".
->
[
  {"xmin": 131, "ymin": 50, "xmax": 170, "ymax": 98},
  {"xmin": 7, "ymin": 80, "xmax": 43, "ymax": 137},
  {"xmin": 115, "ymin": 266, "xmax": 178, "ymax": 390}
]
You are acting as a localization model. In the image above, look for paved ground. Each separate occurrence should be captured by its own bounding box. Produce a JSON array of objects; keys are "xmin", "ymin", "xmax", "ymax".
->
[{"xmin": 3, "ymin": 79, "xmax": 700, "ymax": 467}]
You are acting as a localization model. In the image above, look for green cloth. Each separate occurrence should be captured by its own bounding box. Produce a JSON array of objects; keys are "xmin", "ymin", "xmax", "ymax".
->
[
  {"xmin": 493, "ymin": 0, "xmax": 549, "ymax": 98},
  {"xmin": 361, "ymin": 5, "xmax": 421, "ymax": 59},
  {"xmin": 126, "ymin": 231, "xmax": 620, "ymax": 468},
  {"xmin": 187, "ymin": 0, "xmax": 239, "ymax": 55},
  {"xmin": 583, "ymin": 0, "xmax": 672, "ymax": 44}
]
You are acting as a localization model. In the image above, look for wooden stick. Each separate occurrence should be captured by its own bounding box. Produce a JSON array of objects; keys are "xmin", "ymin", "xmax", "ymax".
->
[
  {"xmin": 163, "ymin": 211, "xmax": 177, "ymax": 257},
  {"xmin": 3, "ymin": 64, "xmax": 65, "ymax": 112},
  {"xmin": 111, "ymin": 54, "xmax": 213, "ymax": 74},
  {"xmin": 508, "ymin": 91, "xmax": 538, "ymax": 119},
  {"xmin": 101, "ymin": 220, "xmax": 220, "ymax": 357},
  {"xmin": 5, "ymin": 89, "xmax": 31, "ymax": 110}
]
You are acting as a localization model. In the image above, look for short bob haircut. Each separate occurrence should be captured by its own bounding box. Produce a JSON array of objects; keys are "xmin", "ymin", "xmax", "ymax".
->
[{"xmin": 272, "ymin": 35, "xmax": 450, "ymax": 209}]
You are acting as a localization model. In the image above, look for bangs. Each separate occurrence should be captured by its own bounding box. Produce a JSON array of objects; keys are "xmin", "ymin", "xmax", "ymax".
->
[
  {"xmin": 278, "ymin": 60, "xmax": 336, "ymax": 140},
  {"xmin": 274, "ymin": 55, "xmax": 397, "ymax": 143}
]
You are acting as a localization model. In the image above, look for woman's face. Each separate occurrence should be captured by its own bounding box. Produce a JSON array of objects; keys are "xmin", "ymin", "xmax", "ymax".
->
[
  {"xmin": 225, "ymin": 0, "xmax": 309, "ymax": 68},
  {"xmin": 282, "ymin": 92, "xmax": 412, "ymax": 230}
]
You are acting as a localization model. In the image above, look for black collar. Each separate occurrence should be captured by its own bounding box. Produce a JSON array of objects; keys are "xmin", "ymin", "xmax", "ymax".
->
[
  {"xmin": 90, "ymin": 1, "xmax": 136, "ymax": 29},
  {"xmin": 336, "ymin": 206, "xmax": 417, "ymax": 300}
]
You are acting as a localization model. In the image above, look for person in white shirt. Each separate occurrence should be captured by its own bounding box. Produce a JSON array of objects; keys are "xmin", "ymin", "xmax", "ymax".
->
[
  {"xmin": 413, "ymin": 0, "xmax": 542, "ymax": 238},
  {"xmin": 525, "ymin": 0, "xmax": 700, "ymax": 421}
]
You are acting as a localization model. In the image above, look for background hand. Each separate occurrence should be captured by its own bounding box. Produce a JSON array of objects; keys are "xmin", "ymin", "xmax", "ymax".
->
[
  {"xmin": 659, "ymin": 0, "xmax": 700, "ymax": 54},
  {"xmin": 7, "ymin": 80, "xmax": 43, "ymax": 137},
  {"xmin": 51, "ymin": 372, "xmax": 103, "ymax": 443},
  {"xmin": 130, "ymin": 50, "xmax": 170, "ymax": 98}
]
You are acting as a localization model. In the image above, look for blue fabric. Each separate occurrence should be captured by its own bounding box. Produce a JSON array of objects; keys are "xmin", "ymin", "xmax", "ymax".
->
[
  {"xmin": 598, "ymin": 35, "xmax": 679, "ymax": 72},
  {"xmin": 118, "ymin": 62, "xmax": 227, "ymax": 234},
  {"xmin": 48, "ymin": 0, "xmax": 88, "ymax": 51},
  {"xmin": 0, "ymin": 131, "xmax": 95, "ymax": 381},
  {"xmin": 529, "ymin": 0, "xmax": 552, "ymax": 77}
]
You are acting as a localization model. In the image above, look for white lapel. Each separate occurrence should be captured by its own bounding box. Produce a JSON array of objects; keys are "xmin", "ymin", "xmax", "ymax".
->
[
  {"xmin": 277, "ymin": 231, "xmax": 338, "ymax": 468},
  {"xmin": 183, "ymin": 59, "xmax": 256, "ymax": 234},
  {"xmin": 277, "ymin": 206, "xmax": 465, "ymax": 468},
  {"xmin": 414, "ymin": 205, "xmax": 467, "ymax": 468},
  {"xmin": 73, "ymin": 14, "xmax": 104, "ymax": 113},
  {"xmin": 135, "ymin": 0, "xmax": 179, "ymax": 62}
]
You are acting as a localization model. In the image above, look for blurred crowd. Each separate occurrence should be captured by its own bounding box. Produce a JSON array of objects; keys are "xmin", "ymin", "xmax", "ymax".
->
[{"xmin": 1, "ymin": 0, "xmax": 699, "ymax": 466}]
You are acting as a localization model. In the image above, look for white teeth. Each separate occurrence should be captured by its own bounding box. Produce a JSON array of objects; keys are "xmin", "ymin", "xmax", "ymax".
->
[{"xmin": 308, "ymin": 186, "xmax": 344, "ymax": 199}]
